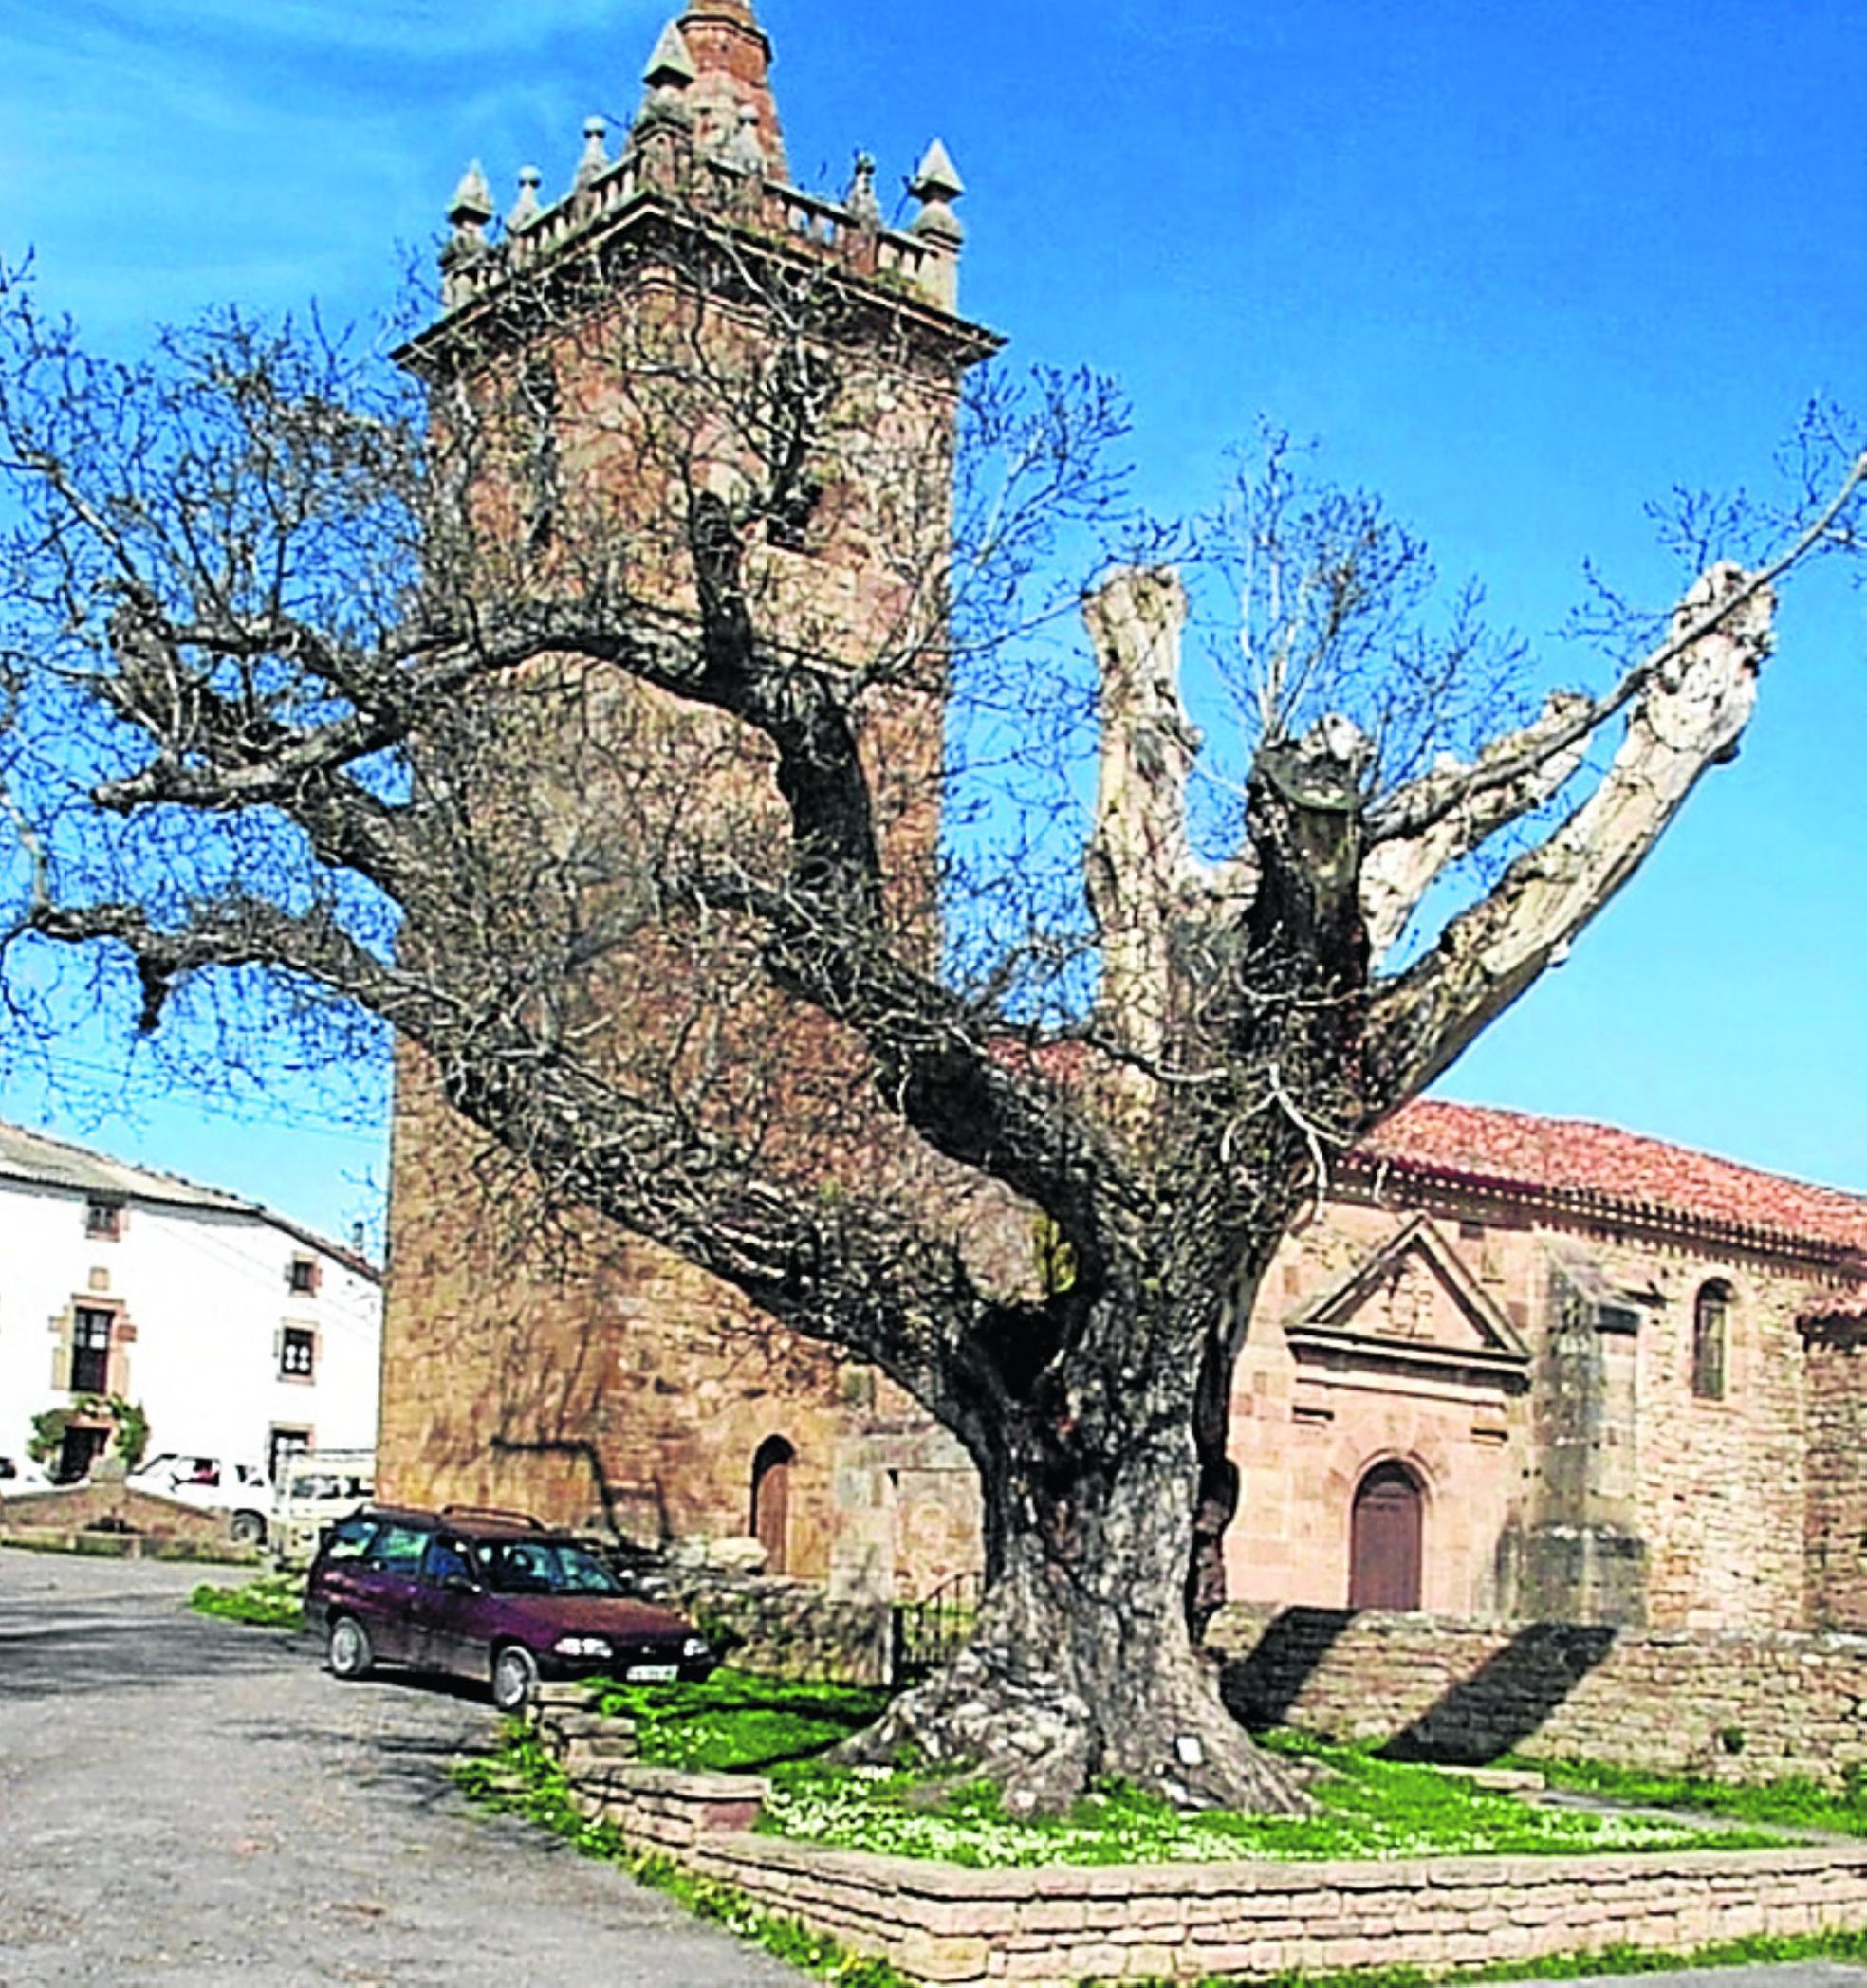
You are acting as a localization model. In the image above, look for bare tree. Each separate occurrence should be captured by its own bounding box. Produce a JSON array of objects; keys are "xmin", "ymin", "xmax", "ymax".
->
[{"xmin": 0, "ymin": 152, "xmax": 1860, "ymax": 1820}]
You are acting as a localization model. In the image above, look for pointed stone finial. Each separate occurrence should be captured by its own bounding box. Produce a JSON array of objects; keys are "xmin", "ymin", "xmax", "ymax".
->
[
  {"xmin": 908, "ymin": 138, "xmax": 965, "ymax": 309},
  {"xmin": 446, "ymin": 160, "xmax": 496, "ymax": 230},
  {"xmin": 910, "ymin": 138, "xmax": 965, "ymax": 207},
  {"xmin": 576, "ymin": 114, "xmax": 610, "ymax": 189},
  {"xmin": 636, "ymin": 19, "xmax": 697, "ymax": 137},
  {"xmin": 644, "ymin": 18, "xmax": 697, "ymax": 88},
  {"xmin": 508, "ymin": 165, "xmax": 544, "ymax": 233},
  {"xmin": 846, "ymin": 151, "xmax": 881, "ymax": 228}
]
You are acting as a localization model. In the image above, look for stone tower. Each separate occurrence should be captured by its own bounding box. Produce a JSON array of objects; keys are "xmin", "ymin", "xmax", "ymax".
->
[{"xmin": 376, "ymin": 4, "xmax": 997, "ymax": 1594}]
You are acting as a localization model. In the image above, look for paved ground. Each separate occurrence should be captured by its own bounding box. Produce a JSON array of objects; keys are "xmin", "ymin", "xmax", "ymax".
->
[
  {"xmin": 8, "ymin": 1549, "xmax": 1867, "ymax": 1988},
  {"xmin": 0, "ymin": 1546, "xmax": 801, "ymax": 1986}
]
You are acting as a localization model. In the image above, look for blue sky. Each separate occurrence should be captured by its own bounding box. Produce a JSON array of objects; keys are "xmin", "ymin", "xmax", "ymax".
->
[{"xmin": 3, "ymin": 0, "xmax": 1865, "ymax": 1242}]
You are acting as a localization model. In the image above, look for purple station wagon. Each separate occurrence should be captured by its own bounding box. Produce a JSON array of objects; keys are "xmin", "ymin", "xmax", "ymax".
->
[{"xmin": 305, "ymin": 1504, "xmax": 715, "ymax": 1710}]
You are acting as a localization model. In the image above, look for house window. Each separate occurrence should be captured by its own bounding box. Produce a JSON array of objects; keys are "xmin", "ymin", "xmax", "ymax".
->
[
  {"xmin": 1692, "ymin": 1280, "xmax": 1731, "ymax": 1401},
  {"xmin": 84, "ymin": 1200, "xmax": 122, "ymax": 1241},
  {"xmin": 287, "ymin": 1257, "xmax": 321, "ymax": 1296},
  {"xmin": 70, "ymin": 1306, "xmax": 113, "ymax": 1394},
  {"xmin": 519, "ymin": 356, "xmax": 560, "ymax": 551},
  {"xmin": 268, "ymin": 1425, "xmax": 313, "ymax": 1482},
  {"xmin": 280, "ymin": 1327, "xmax": 316, "ymax": 1381}
]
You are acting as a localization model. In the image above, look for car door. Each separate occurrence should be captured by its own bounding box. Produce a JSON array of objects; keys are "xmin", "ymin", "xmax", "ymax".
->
[
  {"xmin": 410, "ymin": 1533, "xmax": 483, "ymax": 1677},
  {"xmin": 346, "ymin": 1519, "xmax": 430, "ymax": 1663}
]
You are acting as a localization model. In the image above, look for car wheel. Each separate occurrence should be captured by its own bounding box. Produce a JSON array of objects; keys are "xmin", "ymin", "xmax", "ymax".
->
[
  {"xmin": 230, "ymin": 1509, "xmax": 267, "ymax": 1546},
  {"xmin": 490, "ymin": 1644, "xmax": 539, "ymax": 1714},
  {"xmin": 327, "ymin": 1615, "xmax": 374, "ymax": 1681}
]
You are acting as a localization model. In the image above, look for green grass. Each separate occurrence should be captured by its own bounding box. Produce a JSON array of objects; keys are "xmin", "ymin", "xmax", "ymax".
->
[
  {"xmin": 754, "ymin": 1730, "xmax": 1794, "ymax": 1869},
  {"xmin": 1500, "ymin": 1752, "xmax": 1867, "ymax": 1837},
  {"xmin": 453, "ymin": 1728, "xmax": 914, "ymax": 1987},
  {"xmin": 560, "ymin": 1683, "xmax": 1796, "ymax": 1868},
  {"xmin": 582, "ymin": 1666, "xmax": 889, "ymax": 1773},
  {"xmin": 457, "ymin": 1728, "xmax": 1862, "ymax": 1988},
  {"xmin": 188, "ymin": 1570, "xmax": 305, "ymax": 1630},
  {"xmin": 1173, "ymin": 1929, "xmax": 1867, "ymax": 1988}
]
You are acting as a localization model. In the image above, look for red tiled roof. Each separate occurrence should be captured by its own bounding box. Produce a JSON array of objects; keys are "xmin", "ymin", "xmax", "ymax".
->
[{"xmin": 1356, "ymin": 1099, "xmax": 1867, "ymax": 1260}]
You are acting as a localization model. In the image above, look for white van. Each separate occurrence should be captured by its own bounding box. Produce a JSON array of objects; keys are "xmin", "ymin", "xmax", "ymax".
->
[
  {"xmin": 125, "ymin": 1453, "xmax": 273, "ymax": 1542},
  {"xmin": 272, "ymin": 1448, "xmax": 375, "ymax": 1563}
]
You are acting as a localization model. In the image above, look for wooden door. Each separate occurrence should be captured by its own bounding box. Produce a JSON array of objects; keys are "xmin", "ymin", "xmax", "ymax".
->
[
  {"xmin": 750, "ymin": 1437, "xmax": 794, "ymax": 1575},
  {"xmin": 1349, "ymin": 1461, "xmax": 1423, "ymax": 1611}
]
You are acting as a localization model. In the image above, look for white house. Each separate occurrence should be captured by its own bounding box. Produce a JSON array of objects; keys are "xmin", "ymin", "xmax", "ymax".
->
[{"xmin": 0, "ymin": 1120, "xmax": 381, "ymax": 1486}]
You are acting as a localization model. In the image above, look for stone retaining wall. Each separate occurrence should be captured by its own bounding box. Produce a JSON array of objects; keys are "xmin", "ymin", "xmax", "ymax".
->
[
  {"xmin": 649, "ymin": 1572, "xmax": 892, "ymax": 1686},
  {"xmin": 1211, "ymin": 1604, "xmax": 1867, "ymax": 1786},
  {"xmin": 683, "ymin": 1834, "xmax": 1867, "ymax": 1986},
  {"xmin": 527, "ymin": 1685, "xmax": 1867, "ymax": 1986},
  {"xmin": 0, "ymin": 1524, "xmax": 259, "ymax": 1566}
]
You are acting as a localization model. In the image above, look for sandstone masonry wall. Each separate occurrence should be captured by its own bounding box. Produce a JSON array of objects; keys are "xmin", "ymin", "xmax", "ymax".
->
[
  {"xmin": 1803, "ymin": 1320, "xmax": 1867, "ymax": 1628},
  {"xmin": 1213, "ymin": 1602, "xmax": 1867, "ymax": 1785}
]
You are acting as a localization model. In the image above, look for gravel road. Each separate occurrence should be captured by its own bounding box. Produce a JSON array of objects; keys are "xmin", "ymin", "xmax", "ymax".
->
[
  {"xmin": 9, "ymin": 1546, "xmax": 1867, "ymax": 1988},
  {"xmin": 0, "ymin": 1545, "xmax": 800, "ymax": 1986}
]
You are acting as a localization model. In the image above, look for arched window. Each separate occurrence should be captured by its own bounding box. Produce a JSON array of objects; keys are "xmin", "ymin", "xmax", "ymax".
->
[
  {"xmin": 1348, "ymin": 1460, "xmax": 1425, "ymax": 1611},
  {"xmin": 1693, "ymin": 1280, "xmax": 1732, "ymax": 1401},
  {"xmin": 749, "ymin": 1435, "xmax": 796, "ymax": 1574}
]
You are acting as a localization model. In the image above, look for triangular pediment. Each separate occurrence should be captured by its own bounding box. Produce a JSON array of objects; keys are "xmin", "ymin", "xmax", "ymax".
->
[{"xmin": 1285, "ymin": 1215, "xmax": 1529, "ymax": 1369}]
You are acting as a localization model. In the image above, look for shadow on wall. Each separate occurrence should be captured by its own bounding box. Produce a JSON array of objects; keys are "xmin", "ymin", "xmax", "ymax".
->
[
  {"xmin": 490, "ymin": 1433, "xmax": 670, "ymax": 1547},
  {"xmin": 1218, "ymin": 1607, "xmax": 1360, "ymax": 1730},
  {"xmin": 1379, "ymin": 1622, "xmax": 1618, "ymax": 1764},
  {"xmin": 1219, "ymin": 1608, "xmax": 1621, "ymax": 1765}
]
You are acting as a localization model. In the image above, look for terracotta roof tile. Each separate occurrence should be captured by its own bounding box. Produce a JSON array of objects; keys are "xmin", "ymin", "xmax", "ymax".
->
[{"xmin": 1356, "ymin": 1099, "xmax": 1867, "ymax": 1258}]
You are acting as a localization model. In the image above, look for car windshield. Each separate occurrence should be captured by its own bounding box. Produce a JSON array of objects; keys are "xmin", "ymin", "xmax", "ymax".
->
[{"xmin": 474, "ymin": 1540, "xmax": 622, "ymax": 1596}]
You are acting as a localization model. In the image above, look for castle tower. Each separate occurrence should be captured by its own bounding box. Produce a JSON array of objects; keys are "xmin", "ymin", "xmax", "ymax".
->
[{"xmin": 377, "ymin": 7, "xmax": 998, "ymax": 1595}]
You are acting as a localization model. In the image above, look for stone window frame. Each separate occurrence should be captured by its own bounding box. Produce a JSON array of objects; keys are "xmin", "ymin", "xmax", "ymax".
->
[
  {"xmin": 277, "ymin": 1321, "xmax": 320, "ymax": 1384},
  {"xmin": 286, "ymin": 1254, "xmax": 322, "ymax": 1297},
  {"xmin": 51, "ymin": 1295, "xmax": 132, "ymax": 1397},
  {"xmin": 1691, "ymin": 1279, "xmax": 1735, "ymax": 1403}
]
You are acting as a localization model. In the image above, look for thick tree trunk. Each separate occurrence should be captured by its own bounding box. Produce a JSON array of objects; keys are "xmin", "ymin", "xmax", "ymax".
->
[{"xmin": 841, "ymin": 1407, "xmax": 1311, "ymax": 1816}]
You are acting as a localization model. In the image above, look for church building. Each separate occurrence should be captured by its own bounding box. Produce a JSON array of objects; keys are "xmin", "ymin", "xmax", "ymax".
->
[{"xmin": 375, "ymin": 2, "xmax": 1867, "ymax": 1639}]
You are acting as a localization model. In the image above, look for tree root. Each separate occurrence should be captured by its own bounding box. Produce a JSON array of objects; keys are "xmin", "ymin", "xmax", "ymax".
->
[{"xmin": 838, "ymin": 1646, "xmax": 1314, "ymax": 1819}]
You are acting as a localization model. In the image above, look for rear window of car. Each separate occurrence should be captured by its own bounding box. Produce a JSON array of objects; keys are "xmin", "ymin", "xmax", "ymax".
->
[
  {"xmin": 321, "ymin": 1516, "xmax": 377, "ymax": 1561},
  {"xmin": 363, "ymin": 1521, "xmax": 429, "ymax": 1571},
  {"xmin": 476, "ymin": 1539, "xmax": 622, "ymax": 1596}
]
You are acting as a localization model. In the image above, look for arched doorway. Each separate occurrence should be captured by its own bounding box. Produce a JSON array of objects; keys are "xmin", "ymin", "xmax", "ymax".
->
[
  {"xmin": 749, "ymin": 1436, "xmax": 796, "ymax": 1574},
  {"xmin": 1348, "ymin": 1460, "xmax": 1424, "ymax": 1611}
]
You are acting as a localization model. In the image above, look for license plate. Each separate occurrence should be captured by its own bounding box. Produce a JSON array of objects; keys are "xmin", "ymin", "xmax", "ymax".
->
[{"xmin": 625, "ymin": 1663, "xmax": 678, "ymax": 1682}]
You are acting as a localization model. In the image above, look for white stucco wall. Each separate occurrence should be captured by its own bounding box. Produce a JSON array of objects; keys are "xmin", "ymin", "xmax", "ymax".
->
[{"xmin": 0, "ymin": 1176, "xmax": 381, "ymax": 1478}]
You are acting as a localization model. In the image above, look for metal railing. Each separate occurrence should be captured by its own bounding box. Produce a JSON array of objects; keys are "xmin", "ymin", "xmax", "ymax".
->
[{"xmin": 890, "ymin": 1568, "xmax": 982, "ymax": 1685}]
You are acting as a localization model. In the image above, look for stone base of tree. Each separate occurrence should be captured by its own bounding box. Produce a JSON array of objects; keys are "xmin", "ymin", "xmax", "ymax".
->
[{"xmin": 525, "ymin": 1685, "xmax": 1867, "ymax": 1986}]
